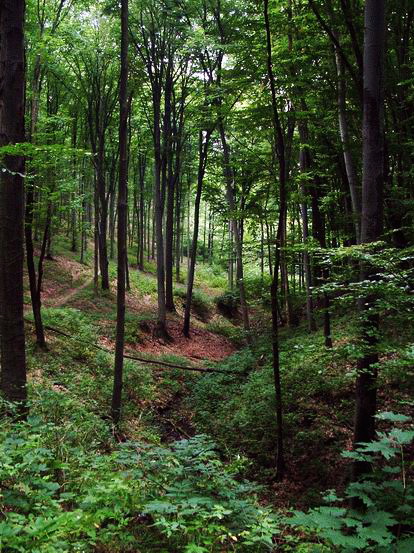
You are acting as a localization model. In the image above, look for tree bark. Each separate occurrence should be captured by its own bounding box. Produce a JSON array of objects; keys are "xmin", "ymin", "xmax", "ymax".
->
[
  {"xmin": 183, "ymin": 129, "xmax": 212, "ymax": 337},
  {"xmin": 353, "ymin": 0, "xmax": 385, "ymax": 483},
  {"xmin": 138, "ymin": 153, "xmax": 146, "ymax": 271},
  {"xmin": 112, "ymin": 0, "xmax": 129, "ymax": 425},
  {"xmin": 334, "ymin": 34, "xmax": 361, "ymax": 243},
  {"xmin": 219, "ymin": 123, "xmax": 251, "ymax": 342},
  {"xmin": 298, "ymin": 123, "xmax": 316, "ymax": 332},
  {"xmin": 264, "ymin": 0, "xmax": 286, "ymax": 478},
  {"xmin": 0, "ymin": 0, "xmax": 27, "ymax": 407}
]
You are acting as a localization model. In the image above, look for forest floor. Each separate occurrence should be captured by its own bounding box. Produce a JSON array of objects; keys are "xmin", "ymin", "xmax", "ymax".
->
[
  {"xmin": 25, "ymin": 243, "xmax": 235, "ymax": 363},
  {"xmin": 23, "ymin": 237, "xmax": 240, "ymax": 448},
  {"xmin": 23, "ymin": 236, "xmax": 414, "ymax": 512}
]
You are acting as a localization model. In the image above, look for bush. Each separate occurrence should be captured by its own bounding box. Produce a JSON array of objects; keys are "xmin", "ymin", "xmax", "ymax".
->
[
  {"xmin": 244, "ymin": 275, "xmax": 272, "ymax": 307},
  {"xmin": 0, "ymin": 401, "xmax": 281, "ymax": 553},
  {"xmin": 215, "ymin": 290, "xmax": 240, "ymax": 318},
  {"xmin": 286, "ymin": 412, "xmax": 414, "ymax": 552}
]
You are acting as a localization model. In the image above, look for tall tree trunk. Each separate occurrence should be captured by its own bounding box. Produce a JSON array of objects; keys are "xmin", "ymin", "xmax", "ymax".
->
[
  {"xmin": 25, "ymin": 37, "xmax": 46, "ymax": 348},
  {"xmin": 0, "ymin": 0, "xmax": 27, "ymax": 407},
  {"xmin": 71, "ymin": 114, "xmax": 78, "ymax": 252},
  {"xmin": 219, "ymin": 123, "xmax": 251, "ymax": 341},
  {"xmin": 298, "ymin": 123, "xmax": 316, "ymax": 332},
  {"xmin": 334, "ymin": 35, "xmax": 361, "ymax": 243},
  {"xmin": 94, "ymin": 176, "xmax": 99, "ymax": 293},
  {"xmin": 264, "ymin": 0, "xmax": 286, "ymax": 478},
  {"xmin": 164, "ymin": 64, "xmax": 176, "ymax": 313},
  {"xmin": 175, "ymin": 176, "xmax": 182, "ymax": 282},
  {"xmin": 353, "ymin": 0, "xmax": 385, "ymax": 483},
  {"xmin": 165, "ymin": 170, "xmax": 176, "ymax": 311},
  {"xmin": 97, "ymin": 152, "xmax": 110, "ymax": 290},
  {"xmin": 228, "ymin": 222, "xmax": 234, "ymax": 290},
  {"xmin": 153, "ymin": 86, "xmax": 168, "ymax": 337},
  {"xmin": 183, "ymin": 130, "xmax": 212, "ymax": 337},
  {"xmin": 138, "ymin": 154, "xmax": 146, "ymax": 271},
  {"xmin": 25, "ymin": 185, "xmax": 47, "ymax": 348},
  {"xmin": 112, "ymin": 0, "xmax": 128, "ymax": 425}
]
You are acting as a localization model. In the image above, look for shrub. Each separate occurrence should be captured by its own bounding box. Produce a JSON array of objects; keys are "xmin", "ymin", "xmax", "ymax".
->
[
  {"xmin": 286, "ymin": 412, "xmax": 414, "ymax": 552},
  {"xmin": 0, "ymin": 402, "xmax": 281, "ymax": 553},
  {"xmin": 244, "ymin": 275, "xmax": 272, "ymax": 306},
  {"xmin": 215, "ymin": 290, "xmax": 240, "ymax": 318}
]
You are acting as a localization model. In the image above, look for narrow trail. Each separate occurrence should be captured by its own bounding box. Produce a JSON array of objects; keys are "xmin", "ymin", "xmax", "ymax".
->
[
  {"xmin": 24, "ymin": 276, "xmax": 94, "ymax": 315},
  {"xmin": 47, "ymin": 276, "xmax": 94, "ymax": 308}
]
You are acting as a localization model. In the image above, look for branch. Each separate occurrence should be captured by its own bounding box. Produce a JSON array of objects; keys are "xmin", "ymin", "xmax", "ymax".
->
[{"xmin": 308, "ymin": 0, "xmax": 362, "ymax": 99}]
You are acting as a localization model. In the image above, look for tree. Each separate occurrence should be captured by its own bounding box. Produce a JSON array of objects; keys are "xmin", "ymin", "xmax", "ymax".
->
[
  {"xmin": 112, "ymin": 0, "xmax": 129, "ymax": 425},
  {"xmin": 0, "ymin": 0, "xmax": 27, "ymax": 407},
  {"xmin": 263, "ymin": 0, "xmax": 286, "ymax": 479},
  {"xmin": 183, "ymin": 128, "xmax": 213, "ymax": 337},
  {"xmin": 353, "ymin": 0, "xmax": 386, "ymax": 483}
]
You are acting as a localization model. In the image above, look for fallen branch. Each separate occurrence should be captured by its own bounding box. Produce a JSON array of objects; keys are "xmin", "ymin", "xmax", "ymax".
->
[{"xmin": 24, "ymin": 318, "xmax": 235, "ymax": 375}]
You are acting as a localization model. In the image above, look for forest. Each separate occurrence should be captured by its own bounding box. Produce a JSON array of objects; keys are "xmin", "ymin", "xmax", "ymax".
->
[{"xmin": 0, "ymin": 0, "xmax": 413, "ymax": 551}]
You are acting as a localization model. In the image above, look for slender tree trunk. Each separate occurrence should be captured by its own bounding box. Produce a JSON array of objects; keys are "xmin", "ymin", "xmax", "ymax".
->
[
  {"xmin": 353, "ymin": 0, "xmax": 385, "ymax": 483},
  {"xmin": 94, "ymin": 177, "xmax": 99, "ymax": 293},
  {"xmin": 151, "ymin": 205, "xmax": 155, "ymax": 261},
  {"xmin": 228, "ymin": 222, "xmax": 234, "ymax": 290},
  {"xmin": 147, "ymin": 197, "xmax": 152, "ymax": 261},
  {"xmin": 112, "ymin": 0, "xmax": 128, "ymax": 425},
  {"xmin": 71, "ymin": 115, "xmax": 78, "ymax": 252},
  {"xmin": 109, "ymin": 189, "xmax": 116, "ymax": 260},
  {"xmin": 334, "ymin": 34, "xmax": 361, "ymax": 243},
  {"xmin": 298, "ymin": 123, "xmax": 316, "ymax": 331},
  {"xmin": 183, "ymin": 130, "xmax": 212, "ymax": 337},
  {"xmin": 0, "ymin": 0, "xmax": 27, "ymax": 407},
  {"xmin": 97, "ymin": 155, "xmax": 110, "ymax": 290},
  {"xmin": 264, "ymin": 0, "xmax": 286, "ymax": 478},
  {"xmin": 138, "ymin": 154, "xmax": 146, "ymax": 271},
  {"xmin": 153, "ymin": 82, "xmax": 168, "ymax": 337},
  {"xmin": 203, "ymin": 202, "xmax": 207, "ymax": 262},
  {"xmin": 175, "ymin": 177, "xmax": 182, "ymax": 282},
  {"xmin": 165, "ymin": 168, "xmax": 176, "ymax": 311},
  {"xmin": 219, "ymin": 123, "xmax": 251, "ymax": 341}
]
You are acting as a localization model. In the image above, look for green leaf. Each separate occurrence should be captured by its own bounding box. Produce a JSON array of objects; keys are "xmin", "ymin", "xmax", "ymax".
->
[{"xmin": 375, "ymin": 412, "xmax": 411, "ymax": 423}]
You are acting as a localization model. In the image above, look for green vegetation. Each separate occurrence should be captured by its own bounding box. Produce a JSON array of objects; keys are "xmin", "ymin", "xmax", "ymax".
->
[{"xmin": 1, "ymin": 0, "xmax": 414, "ymax": 552}]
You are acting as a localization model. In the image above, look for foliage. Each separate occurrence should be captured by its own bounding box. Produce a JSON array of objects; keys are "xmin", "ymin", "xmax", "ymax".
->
[
  {"xmin": 206, "ymin": 320, "xmax": 246, "ymax": 347},
  {"xmin": 174, "ymin": 286, "xmax": 212, "ymax": 321},
  {"xmin": 215, "ymin": 290, "xmax": 240, "ymax": 318},
  {"xmin": 0, "ymin": 400, "xmax": 280, "ymax": 553},
  {"xmin": 286, "ymin": 413, "xmax": 414, "ymax": 553}
]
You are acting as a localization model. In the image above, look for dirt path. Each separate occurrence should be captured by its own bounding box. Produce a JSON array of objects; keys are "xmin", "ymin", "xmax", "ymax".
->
[
  {"xmin": 24, "ymin": 276, "xmax": 94, "ymax": 315},
  {"xmin": 48, "ymin": 277, "xmax": 94, "ymax": 308}
]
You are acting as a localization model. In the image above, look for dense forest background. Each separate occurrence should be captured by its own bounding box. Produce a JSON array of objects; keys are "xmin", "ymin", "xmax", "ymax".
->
[{"xmin": 0, "ymin": 0, "xmax": 414, "ymax": 551}]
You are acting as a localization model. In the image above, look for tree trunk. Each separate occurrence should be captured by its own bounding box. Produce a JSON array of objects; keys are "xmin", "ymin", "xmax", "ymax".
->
[
  {"xmin": 298, "ymin": 123, "xmax": 316, "ymax": 332},
  {"xmin": 353, "ymin": 0, "xmax": 385, "ymax": 483},
  {"xmin": 334, "ymin": 34, "xmax": 361, "ymax": 244},
  {"xmin": 264, "ymin": 0, "xmax": 286, "ymax": 478},
  {"xmin": 153, "ymin": 83, "xmax": 168, "ymax": 337},
  {"xmin": 97, "ymin": 153, "xmax": 110, "ymax": 290},
  {"xmin": 175, "ymin": 177, "xmax": 182, "ymax": 282},
  {"xmin": 165, "ymin": 167, "xmax": 176, "ymax": 311},
  {"xmin": 219, "ymin": 123, "xmax": 251, "ymax": 341},
  {"xmin": 138, "ymin": 154, "xmax": 146, "ymax": 271},
  {"xmin": 112, "ymin": 0, "xmax": 128, "ymax": 425},
  {"xmin": 94, "ymin": 176, "xmax": 99, "ymax": 293},
  {"xmin": 0, "ymin": 0, "xmax": 27, "ymax": 407},
  {"xmin": 183, "ymin": 130, "xmax": 212, "ymax": 337}
]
